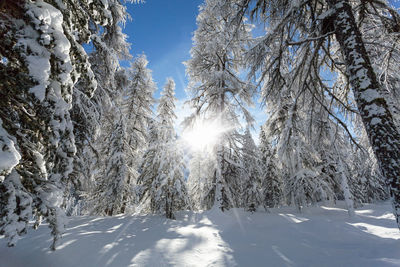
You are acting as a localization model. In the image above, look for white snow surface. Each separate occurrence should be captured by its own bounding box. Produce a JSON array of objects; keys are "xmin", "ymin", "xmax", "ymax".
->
[
  {"xmin": 1, "ymin": 202, "xmax": 399, "ymax": 267},
  {"xmin": 21, "ymin": 1, "xmax": 72, "ymax": 102},
  {"xmin": 0, "ymin": 120, "xmax": 21, "ymax": 180}
]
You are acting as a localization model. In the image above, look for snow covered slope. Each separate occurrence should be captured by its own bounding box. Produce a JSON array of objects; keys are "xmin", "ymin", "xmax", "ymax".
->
[{"xmin": 1, "ymin": 202, "xmax": 399, "ymax": 267}]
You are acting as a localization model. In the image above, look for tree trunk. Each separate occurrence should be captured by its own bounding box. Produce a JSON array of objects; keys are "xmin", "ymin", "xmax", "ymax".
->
[
  {"xmin": 328, "ymin": 0, "xmax": 400, "ymax": 228},
  {"xmin": 338, "ymin": 158, "xmax": 355, "ymax": 217}
]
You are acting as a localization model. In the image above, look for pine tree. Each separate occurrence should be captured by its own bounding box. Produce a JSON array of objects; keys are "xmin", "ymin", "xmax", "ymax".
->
[
  {"xmin": 70, "ymin": 0, "xmax": 132, "ymax": 214},
  {"xmin": 185, "ymin": 0, "xmax": 255, "ymax": 211},
  {"xmin": 258, "ymin": 127, "xmax": 283, "ymax": 209},
  {"xmin": 137, "ymin": 78, "xmax": 190, "ymax": 219},
  {"xmin": 0, "ymin": 0, "xmax": 135, "ymax": 248},
  {"xmin": 350, "ymin": 120, "xmax": 389, "ymax": 205},
  {"xmin": 232, "ymin": 0, "xmax": 400, "ymax": 227},
  {"xmin": 261, "ymin": 89, "xmax": 336, "ymax": 210},
  {"xmin": 240, "ymin": 128, "xmax": 263, "ymax": 212},
  {"xmin": 187, "ymin": 151, "xmax": 216, "ymax": 210},
  {"xmin": 311, "ymin": 110, "xmax": 355, "ymax": 216},
  {"xmin": 90, "ymin": 116, "xmax": 133, "ymax": 216},
  {"xmin": 120, "ymin": 54, "xmax": 156, "ymax": 212},
  {"xmin": 0, "ymin": 1, "xmax": 77, "ymax": 249},
  {"xmin": 123, "ymin": 54, "xmax": 156, "ymax": 157}
]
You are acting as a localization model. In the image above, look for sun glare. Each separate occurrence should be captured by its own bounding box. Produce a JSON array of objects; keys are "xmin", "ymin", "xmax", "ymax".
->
[{"xmin": 183, "ymin": 120, "xmax": 224, "ymax": 151}]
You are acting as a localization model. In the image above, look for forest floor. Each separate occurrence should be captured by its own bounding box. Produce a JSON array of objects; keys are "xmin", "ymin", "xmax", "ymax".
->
[{"xmin": 1, "ymin": 201, "xmax": 399, "ymax": 267}]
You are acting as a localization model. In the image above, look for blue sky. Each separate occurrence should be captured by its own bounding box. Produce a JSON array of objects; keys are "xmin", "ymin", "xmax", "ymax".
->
[{"xmin": 125, "ymin": 0, "xmax": 202, "ymax": 99}]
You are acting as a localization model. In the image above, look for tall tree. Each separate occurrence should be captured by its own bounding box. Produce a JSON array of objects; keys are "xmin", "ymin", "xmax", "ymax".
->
[
  {"xmin": 185, "ymin": 0, "xmax": 255, "ymax": 211},
  {"xmin": 120, "ymin": 54, "xmax": 156, "ymax": 212},
  {"xmin": 259, "ymin": 127, "xmax": 283, "ymax": 209},
  {"xmin": 70, "ymin": 0, "xmax": 132, "ymax": 215},
  {"xmin": 0, "ymin": 0, "xmax": 136, "ymax": 249},
  {"xmin": 232, "ymin": 0, "xmax": 400, "ymax": 228},
  {"xmin": 90, "ymin": 115, "xmax": 133, "ymax": 216},
  {"xmin": 241, "ymin": 128, "xmax": 263, "ymax": 212},
  {"xmin": 137, "ymin": 78, "xmax": 190, "ymax": 219},
  {"xmin": 88, "ymin": 54, "xmax": 156, "ymax": 216},
  {"xmin": 187, "ymin": 151, "xmax": 216, "ymax": 210}
]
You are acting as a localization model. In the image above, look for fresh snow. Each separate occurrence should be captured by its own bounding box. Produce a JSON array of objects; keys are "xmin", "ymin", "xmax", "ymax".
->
[
  {"xmin": 21, "ymin": 2, "xmax": 72, "ymax": 102},
  {"xmin": 0, "ymin": 120, "xmax": 21, "ymax": 181},
  {"xmin": 1, "ymin": 202, "xmax": 399, "ymax": 266}
]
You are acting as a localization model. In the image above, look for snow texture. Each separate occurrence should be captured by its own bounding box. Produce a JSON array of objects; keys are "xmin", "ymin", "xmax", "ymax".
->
[
  {"xmin": 0, "ymin": 120, "xmax": 21, "ymax": 181},
  {"xmin": 20, "ymin": 2, "xmax": 72, "ymax": 102},
  {"xmin": 0, "ymin": 202, "xmax": 399, "ymax": 266}
]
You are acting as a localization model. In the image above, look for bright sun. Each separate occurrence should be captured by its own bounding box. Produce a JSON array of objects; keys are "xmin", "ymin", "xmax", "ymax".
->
[{"xmin": 182, "ymin": 119, "xmax": 223, "ymax": 152}]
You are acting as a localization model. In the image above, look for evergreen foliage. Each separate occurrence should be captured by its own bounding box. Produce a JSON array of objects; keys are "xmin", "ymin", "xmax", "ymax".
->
[
  {"xmin": 137, "ymin": 78, "xmax": 190, "ymax": 219},
  {"xmin": 184, "ymin": 0, "xmax": 255, "ymax": 211}
]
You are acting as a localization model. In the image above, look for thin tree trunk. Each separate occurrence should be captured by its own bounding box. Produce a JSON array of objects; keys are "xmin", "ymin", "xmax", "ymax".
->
[
  {"xmin": 328, "ymin": 0, "xmax": 400, "ymax": 228},
  {"xmin": 338, "ymin": 159, "xmax": 355, "ymax": 217}
]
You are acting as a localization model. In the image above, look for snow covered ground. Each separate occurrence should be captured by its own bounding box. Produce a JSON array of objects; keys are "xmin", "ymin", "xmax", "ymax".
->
[{"xmin": 1, "ymin": 201, "xmax": 400, "ymax": 267}]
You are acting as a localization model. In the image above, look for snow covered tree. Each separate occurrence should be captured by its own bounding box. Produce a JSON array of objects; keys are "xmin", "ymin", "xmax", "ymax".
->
[
  {"xmin": 241, "ymin": 128, "xmax": 263, "ymax": 212},
  {"xmin": 137, "ymin": 78, "xmax": 190, "ymax": 219},
  {"xmin": 184, "ymin": 0, "xmax": 255, "ymax": 211},
  {"xmin": 310, "ymin": 109, "xmax": 355, "ymax": 216},
  {"xmin": 350, "ymin": 120, "xmax": 389, "ymax": 205},
  {"xmin": 90, "ymin": 54, "xmax": 155, "ymax": 215},
  {"xmin": 259, "ymin": 127, "xmax": 283, "ymax": 209},
  {"xmin": 359, "ymin": 2, "xmax": 400, "ymax": 132},
  {"xmin": 187, "ymin": 151, "xmax": 216, "ymax": 211},
  {"xmin": 0, "ymin": 0, "xmax": 136, "ymax": 248},
  {"xmin": 0, "ymin": 120, "xmax": 30, "ymax": 247},
  {"xmin": 259, "ymin": 81, "xmax": 337, "ymax": 210},
  {"xmin": 120, "ymin": 54, "xmax": 156, "ymax": 212},
  {"xmin": 280, "ymin": 104, "xmax": 335, "ymax": 211},
  {"xmin": 136, "ymin": 118, "xmax": 158, "ymax": 212},
  {"xmin": 87, "ymin": 53, "xmax": 157, "ymax": 216},
  {"xmin": 0, "ymin": 1, "xmax": 78, "ymax": 249},
  {"xmin": 69, "ymin": 3, "xmax": 132, "ymax": 216},
  {"xmin": 123, "ymin": 54, "xmax": 156, "ymax": 157},
  {"xmin": 231, "ymin": 0, "xmax": 400, "ymax": 227},
  {"xmin": 90, "ymin": 116, "xmax": 133, "ymax": 216}
]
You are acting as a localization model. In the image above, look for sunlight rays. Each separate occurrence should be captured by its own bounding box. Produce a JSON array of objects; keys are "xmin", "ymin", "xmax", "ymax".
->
[{"xmin": 182, "ymin": 119, "xmax": 226, "ymax": 152}]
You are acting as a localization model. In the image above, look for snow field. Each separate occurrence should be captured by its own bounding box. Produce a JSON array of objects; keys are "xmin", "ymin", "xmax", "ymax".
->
[{"xmin": 1, "ymin": 201, "xmax": 399, "ymax": 267}]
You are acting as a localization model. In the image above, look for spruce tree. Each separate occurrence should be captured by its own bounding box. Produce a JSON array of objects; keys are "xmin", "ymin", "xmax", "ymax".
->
[
  {"xmin": 232, "ymin": 0, "xmax": 400, "ymax": 228},
  {"xmin": 241, "ymin": 128, "xmax": 263, "ymax": 212},
  {"xmin": 0, "ymin": 0, "xmax": 135, "ymax": 248},
  {"xmin": 259, "ymin": 127, "xmax": 283, "ymax": 209},
  {"xmin": 91, "ymin": 115, "xmax": 133, "ymax": 216},
  {"xmin": 185, "ymin": 0, "xmax": 255, "ymax": 211},
  {"xmin": 137, "ymin": 78, "xmax": 190, "ymax": 219},
  {"xmin": 187, "ymin": 151, "xmax": 217, "ymax": 210}
]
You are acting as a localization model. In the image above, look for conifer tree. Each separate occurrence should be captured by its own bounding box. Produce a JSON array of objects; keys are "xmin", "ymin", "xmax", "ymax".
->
[
  {"xmin": 241, "ymin": 128, "xmax": 263, "ymax": 212},
  {"xmin": 187, "ymin": 151, "xmax": 216, "ymax": 210},
  {"xmin": 90, "ymin": 115, "xmax": 133, "ymax": 216},
  {"xmin": 259, "ymin": 127, "xmax": 283, "ymax": 209},
  {"xmin": 0, "ymin": 0, "xmax": 136, "ymax": 248},
  {"xmin": 232, "ymin": 0, "xmax": 400, "ymax": 228},
  {"xmin": 70, "ymin": 0, "xmax": 132, "ymax": 215},
  {"xmin": 120, "ymin": 55, "xmax": 156, "ymax": 212},
  {"xmin": 137, "ymin": 78, "xmax": 190, "ymax": 219},
  {"xmin": 185, "ymin": 0, "xmax": 255, "ymax": 211}
]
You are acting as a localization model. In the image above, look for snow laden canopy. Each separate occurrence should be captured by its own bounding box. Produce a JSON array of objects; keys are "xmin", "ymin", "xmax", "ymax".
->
[
  {"xmin": 0, "ymin": 0, "xmax": 136, "ymax": 249},
  {"xmin": 137, "ymin": 78, "xmax": 190, "ymax": 219},
  {"xmin": 184, "ymin": 0, "xmax": 256, "ymax": 211}
]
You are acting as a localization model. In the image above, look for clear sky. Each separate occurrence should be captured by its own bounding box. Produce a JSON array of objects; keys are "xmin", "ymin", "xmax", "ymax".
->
[{"xmin": 125, "ymin": 0, "xmax": 202, "ymax": 99}]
